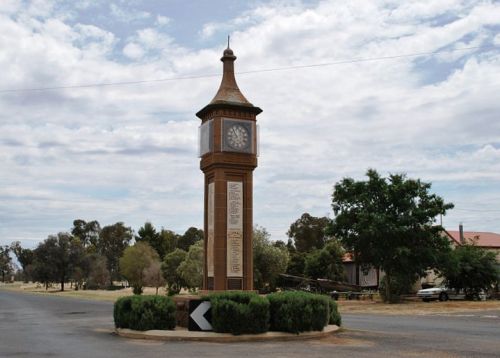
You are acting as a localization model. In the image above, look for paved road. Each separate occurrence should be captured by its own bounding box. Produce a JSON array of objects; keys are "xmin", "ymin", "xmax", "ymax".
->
[{"xmin": 1, "ymin": 290, "xmax": 499, "ymax": 358}]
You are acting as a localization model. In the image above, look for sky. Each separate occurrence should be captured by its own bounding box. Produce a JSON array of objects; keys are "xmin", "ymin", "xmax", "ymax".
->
[{"xmin": 1, "ymin": 0, "xmax": 500, "ymax": 248}]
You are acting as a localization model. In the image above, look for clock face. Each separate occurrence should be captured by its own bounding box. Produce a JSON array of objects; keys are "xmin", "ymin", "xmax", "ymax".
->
[{"xmin": 227, "ymin": 124, "xmax": 249, "ymax": 150}]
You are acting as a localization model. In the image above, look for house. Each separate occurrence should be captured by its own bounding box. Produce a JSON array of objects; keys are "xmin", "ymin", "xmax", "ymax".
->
[
  {"xmin": 342, "ymin": 253, "xmax": 381, "ymax": 289},
  {"xmin": 420, "ymin": 227, "xmax": 500, "ymax": 289},
  {"xmin": 444, "ymin": 230, "xmax": 500, "ymax": 260},
  {"xmin": 343, "ymin": 227, "xmax": 500, "ymax": 290}
]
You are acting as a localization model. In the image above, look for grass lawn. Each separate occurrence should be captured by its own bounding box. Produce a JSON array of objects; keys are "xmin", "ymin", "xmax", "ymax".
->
[{"xmin": 0, "ymin": 282, "xmax": 195, "ymax": 302}]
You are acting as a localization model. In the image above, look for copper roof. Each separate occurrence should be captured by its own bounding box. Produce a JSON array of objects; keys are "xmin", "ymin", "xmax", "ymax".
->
[
  {"xmin": 208, "ymin": 47, "xmax": 254, "ymax": 107},
  {"xmin": 196, "ymin": 46, "xmax": 264, "ymax": 119},
  {"xmin": 446, "ymin": 230, "xmax": 500, "ymax": 248}
]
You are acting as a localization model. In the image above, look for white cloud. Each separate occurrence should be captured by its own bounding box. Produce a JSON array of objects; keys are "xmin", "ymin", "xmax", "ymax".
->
[
  {"xmin": 109, "ymin": 3, "xmax": 150, "ymax": 23},
  {"xmin": 156, "ymin": 15, "xmax": 170, "ymax": 26},
  {"xmin": 0, "ymin": 0, "xmax": 22, "ymax": 14},
  {"xmin": 123, "ymin": 42, "xmax": 144, "ymax": 59}
]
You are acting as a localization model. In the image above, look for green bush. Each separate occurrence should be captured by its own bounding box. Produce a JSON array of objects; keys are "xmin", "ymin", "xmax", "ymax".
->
[
  {"xmin": 208, "ymin": 291, "xmax": 269, "ymax": 335},
  {"xmin": 267, "ymin": 291, "xmax": 329, "ymax": 333},
  {"xmin": 113, "ymin": 295, "xmax": 176, "ymax": 331},
  {"xmin": 328, "ymin": 298, "xmax": 342, "ymax": 326}
]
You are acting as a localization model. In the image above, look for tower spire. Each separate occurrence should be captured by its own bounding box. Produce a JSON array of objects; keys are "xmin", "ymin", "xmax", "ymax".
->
[{"xmin": 208, "ymin": 42, "xmax": 252, "ymax": 106}]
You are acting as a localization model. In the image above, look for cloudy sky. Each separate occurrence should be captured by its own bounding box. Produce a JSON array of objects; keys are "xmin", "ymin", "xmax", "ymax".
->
[{"xmin": 1, "ymin": 0, "xmax": 499, "ymax": 248}]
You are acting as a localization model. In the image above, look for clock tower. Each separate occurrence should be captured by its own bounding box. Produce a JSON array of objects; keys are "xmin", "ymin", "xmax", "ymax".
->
[{"xmin": 197, "ymin": 45, "xmax": 262, "ymax": 291}]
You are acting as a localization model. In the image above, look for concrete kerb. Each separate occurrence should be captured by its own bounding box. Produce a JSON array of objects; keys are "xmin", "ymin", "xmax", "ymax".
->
[{"xmin": 116, "ymin": 325, "xmax": 340, "ymax": 343}]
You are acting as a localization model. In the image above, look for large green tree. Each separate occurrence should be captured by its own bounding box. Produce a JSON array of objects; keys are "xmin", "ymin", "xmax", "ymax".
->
[
  {"xmin": 287, "ymin": 213, "xmax": 331, "ymax": 253},
  {"xmin": 135, "ymin": 222, "xmax": 165, "ymax": 258},
  {"xmin": 327, "ymin": 169, "xmax": 453, "ymax": 302},
  {"xmin": 71, "ymin": 219, "xmax": 101, "ymax": 251},
  {"xmin": 31, "ymin": 233, "xmax": 85, "ymax": 291},
  {"xmin": 441, "ymin": 238, "xmax": 498, "ymax": 298},
  {"xmin": 120, "ymin": 242, "xmax": 160, "ymax": 295},
  {"xmin": 253, "ymin": 226, "xmax": 289, "ymax": 291},
  {"xmin": 178, "ymin": 227, "xmax": 204, "ymax": 252},
  {"xmin": 159, "ymin": 229, "xmax": 180, "ymax": 257},
  {"xmin": 98, "ymin": 222, "xmax": 133, "ymax": 285},
  {"xmin": 304, "ymin": 240, "xmax": 345, "ymax": 281}
]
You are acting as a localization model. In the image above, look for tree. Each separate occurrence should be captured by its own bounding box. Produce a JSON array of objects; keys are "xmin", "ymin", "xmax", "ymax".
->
[
  {"xmin": 327, "ymin": 169, "xmax": 454, "ymax": 303},
  {"xmin": 10, "ymin": 242, "xmax": 34, "ymax": 282},
  {"xmin": 0, "ymin": 245, "xmax": 13, "ymax": 282},
  {"xmin": 161, "ymin": 248, "xmax": 187, "ymax": 295},
  {"xmin": 286, "ymin": 252, "xmax": 307, "ymax": 277},
  {"xmin": 80, "ymin": 254, "xmax": 110, "ymax": 289},
  {"xmin": 143, "ymin": 261, "xmax": 166, "ymax": 295},
  {"xmin": 304, "ymin": 240, "xmax": 345, "ymax": 281},
  {"xmin": 98, "ymin": 222, "xmax": 133, "ymax": 285},
  {"xmin": 120, "ymin": 242, "xmax": 160, "ymax": 295},
  {"xmin": 287, "ymin": 213, "xmax": 331, "ymax": 253},
  {"xmin": 253, "ymin": 226, "xmax": 289, "ymax": 291},
  {"xmin": 31, "ymin": 241, "xmax": 57, "ymax": 289},
  {"xmin": 178, "ymin": 227, "xmax": 204, "ymax": 251},
  {"xmin": 31, "ymin": 233, "xmax": 85, "ymax": 291},
  {"xmin": 441, "ymin": 238, "xmax": 498, "ymax": 298},
  {"xmin": 159, "ymin": 229, "xmax": 180, "ymax": 256},
  {"xmin": 135, "ymin": 222, "xmax": 164, "ymax": 258},
  {"xmin": 177, "ymin": 241, "xmax": 204, "ymax": 290},
  {"xmin": 71, "ymin": 219, "xmax": 101, "ymax": 251}
]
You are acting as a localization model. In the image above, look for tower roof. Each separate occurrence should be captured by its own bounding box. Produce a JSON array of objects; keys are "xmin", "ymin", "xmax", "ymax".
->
[{"xmin": 197, "ymin": 46, "xmax": 261, "ymax": 119}]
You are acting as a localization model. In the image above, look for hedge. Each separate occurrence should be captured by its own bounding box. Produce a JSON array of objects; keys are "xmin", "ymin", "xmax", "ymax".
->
[
  {"xmin": 114, "ymin": 295, "xmax": 176, "ymax": 331},
  {"xmin": 207, "ymin": 291, "xmax": 269, "ymax": 335},
  {"xmin": 328, "ymin": 298, "xmax": 342, "ymax": 326},
  {"xmin": 267, "ymin": 291, "xmax": 329, "ymax": 333}
]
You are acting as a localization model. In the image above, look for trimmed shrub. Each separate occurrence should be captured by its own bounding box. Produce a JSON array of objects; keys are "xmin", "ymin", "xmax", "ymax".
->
[
  {"xmin": 208, "ymin": 291, "xmax": 269, "ymax": 335},
  {"xmin": 114, "ymin": 295, "xmax": 176, "ymax": 331},
  {"xmin": 328, "ymin": 298, "xmax": 342, "ymax": 326},
  {"xmin": 267, "ymin": 291, "xmax": 329, "ymax": 333}
]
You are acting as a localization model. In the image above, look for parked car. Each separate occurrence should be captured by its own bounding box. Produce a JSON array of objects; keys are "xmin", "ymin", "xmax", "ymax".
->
[
  {"xmin": 417, "ymin": 287, "xmax": 487, "ymax": 302},
  {"xmin": 417, "ymin": 287, "xmax": 449, "ymax": 302}
]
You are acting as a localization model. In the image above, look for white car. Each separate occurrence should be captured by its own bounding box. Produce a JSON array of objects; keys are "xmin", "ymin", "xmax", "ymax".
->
[
  {"xmin": 417, "ymin": 287, "xmax": 487, "ymax": 302},
  {"xmin": 417, "ymin": 287, "xmax": 449, "ymax": 302}
]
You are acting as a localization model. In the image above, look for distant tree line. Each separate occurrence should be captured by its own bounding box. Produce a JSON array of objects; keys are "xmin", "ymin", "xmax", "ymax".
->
[
  {"xmin": 4, "ymin": 169, "xmax": 497, "ymax": 302},
  {"xmin": 6, "ymin": 220, "xmax": 205, "ymax": 292}
]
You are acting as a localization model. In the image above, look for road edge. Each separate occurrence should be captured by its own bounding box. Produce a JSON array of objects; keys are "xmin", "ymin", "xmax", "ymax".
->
[{"xmin": 115, "ymin": 324, "xmax": 340, "ymax": 342}]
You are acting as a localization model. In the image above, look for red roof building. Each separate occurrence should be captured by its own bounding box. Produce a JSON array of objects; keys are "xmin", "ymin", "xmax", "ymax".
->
[{"xmin": 445, "ymin": 230, "xmax": 500, "ymax": 249}]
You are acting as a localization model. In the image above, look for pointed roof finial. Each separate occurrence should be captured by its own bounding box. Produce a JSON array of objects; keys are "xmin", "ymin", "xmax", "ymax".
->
[
  {"xmin": 209, "ymin": 39, "xmax": 251, "ymax": 106},
  {"xmin": 196, "ymin": 38, "xmax": 262, "ymax": 118}
]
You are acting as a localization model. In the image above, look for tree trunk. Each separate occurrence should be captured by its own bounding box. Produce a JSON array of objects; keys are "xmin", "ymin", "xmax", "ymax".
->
[
  {"xmin": 385, "ymin": 272, "xmax": 391, "ymax": 303},
  {"xmin": 61, "ymin": 278, "xmax": 65, "ymax": 292},
  {"xmin": 156, "ymin": 286, "xmax": 159, "ymax": 295}
]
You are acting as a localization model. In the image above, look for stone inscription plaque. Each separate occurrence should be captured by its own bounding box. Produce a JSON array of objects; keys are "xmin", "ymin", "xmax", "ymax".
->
[
  {"xmin": 227, "ymin": 181, "xmax": 243, "ymax": 277},
  {"xmin": 207, "ymin": 182, "xmax": 214, "ymax": 277}
]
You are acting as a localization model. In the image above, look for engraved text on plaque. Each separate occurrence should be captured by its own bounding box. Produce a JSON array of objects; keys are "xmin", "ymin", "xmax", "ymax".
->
[{"xmin": 226, "ymin": 181, "xmax": 243, "ymax": 277}]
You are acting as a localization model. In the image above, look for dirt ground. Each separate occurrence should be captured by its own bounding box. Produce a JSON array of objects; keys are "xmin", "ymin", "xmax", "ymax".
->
[
  {"xmin": 337, "ymin": 297, "xmax": 500, "ymax": 315},
  {"xmin": 2, "ymin": 282, "xmax": 499, "ymax": 315}
]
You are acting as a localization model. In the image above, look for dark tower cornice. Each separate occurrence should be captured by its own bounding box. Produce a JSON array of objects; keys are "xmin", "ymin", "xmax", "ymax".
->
[{"xmin": 196, "ymin": 47, "xmax": 262, "ymax": 119}]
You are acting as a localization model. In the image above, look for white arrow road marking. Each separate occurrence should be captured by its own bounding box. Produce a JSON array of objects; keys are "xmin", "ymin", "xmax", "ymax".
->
[{"xmin": 191, "ymin": 301, "xmax": 212, "ymax": 331}]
